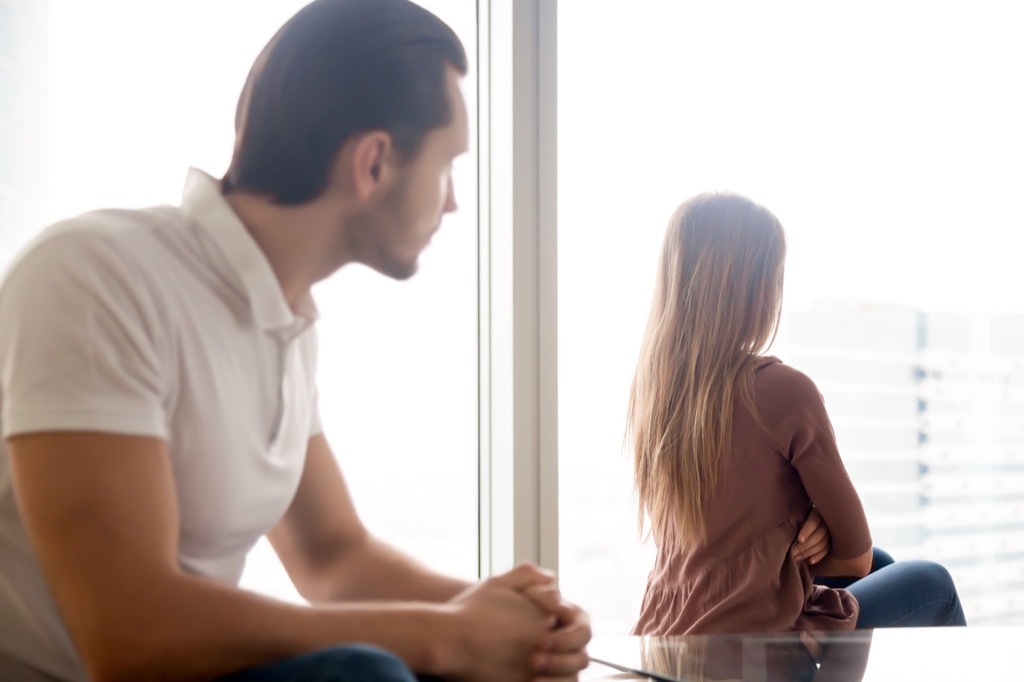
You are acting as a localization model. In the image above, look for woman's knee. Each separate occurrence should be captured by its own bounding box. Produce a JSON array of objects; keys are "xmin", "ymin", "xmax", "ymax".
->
[
  {"xmin": 899, "ymin": 560, "xmax": 966, "ymax": 625},
  {"xmin": 902, "ymin": 560, "xmax": 956, "ymax": 593}
]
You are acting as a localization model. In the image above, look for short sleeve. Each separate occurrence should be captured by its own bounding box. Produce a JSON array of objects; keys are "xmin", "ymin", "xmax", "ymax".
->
[
  {"xmin": 0, "ymin": 228, "xmax": 169, "ymax": 439},
  {"xmin": 758, "ymin": 363, "xmax": 872, "ymax": 560}
]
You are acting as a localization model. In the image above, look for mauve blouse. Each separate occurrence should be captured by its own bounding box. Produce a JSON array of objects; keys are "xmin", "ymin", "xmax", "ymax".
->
[{"xmin": 633, "ymin": 356, "xmax": 872, "ymax": 635}]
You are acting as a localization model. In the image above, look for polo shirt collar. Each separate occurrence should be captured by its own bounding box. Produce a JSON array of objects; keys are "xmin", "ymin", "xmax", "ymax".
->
[{"xmin": 180, "ymin": 168, "xmax": 319, "ymax": 334}]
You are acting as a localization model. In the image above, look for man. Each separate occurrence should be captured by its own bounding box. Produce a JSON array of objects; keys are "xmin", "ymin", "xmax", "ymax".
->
[{"xmin": 0, "ymin": 1, "xmax": 590, "ymax": 680}]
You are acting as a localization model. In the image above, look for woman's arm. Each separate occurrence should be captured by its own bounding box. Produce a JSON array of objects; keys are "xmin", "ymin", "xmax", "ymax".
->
[
  {"xmin": 812, "ymin": 546, "xmax": 873, "ymax": 578},
  {"xmin": 790, "ymin": 507, "xmax": 872, "ymax": 577},
  {"xmin": 764, "ymin": 365, "xmax": 874, "ymax": 572}
]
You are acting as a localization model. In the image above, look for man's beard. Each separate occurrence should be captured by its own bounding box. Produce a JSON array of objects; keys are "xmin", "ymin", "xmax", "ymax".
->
[{"xmin": 348, "ymin": 172, "xmax": 419, "ymax": 281}]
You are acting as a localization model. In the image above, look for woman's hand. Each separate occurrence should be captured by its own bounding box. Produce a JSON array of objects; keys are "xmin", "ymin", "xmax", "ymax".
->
[{"xmin": 791, "ymin": 507, "xmax": 830, "ymax": 565}]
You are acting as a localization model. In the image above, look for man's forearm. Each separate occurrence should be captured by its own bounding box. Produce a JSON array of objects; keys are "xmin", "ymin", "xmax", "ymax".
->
[
  {"xmin": 310, "ymin": 534, "xmax": 473, "ymax": 604},
  {"xmin": 79, "ymin": 569, "xmax": 454, "ymax": 682}
]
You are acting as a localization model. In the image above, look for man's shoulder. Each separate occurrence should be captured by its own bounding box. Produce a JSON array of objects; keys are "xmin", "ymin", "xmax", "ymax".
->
[
  {"xmin": 29, "ymin": 204, "xmax": 182, "ymax": 250},
  {"xmin": 3, "ymin": 205, "xmax": 186, "ymax": 283}
]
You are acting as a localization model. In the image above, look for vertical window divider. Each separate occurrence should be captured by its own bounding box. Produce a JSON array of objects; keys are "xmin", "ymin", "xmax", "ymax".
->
[
  {"xmin": 479, "ymin": 0, "xmax": 559, "ymax": 577},
  {"xmin": 476, "ymin": 0, "xmax": 494, "ymax": 580}
]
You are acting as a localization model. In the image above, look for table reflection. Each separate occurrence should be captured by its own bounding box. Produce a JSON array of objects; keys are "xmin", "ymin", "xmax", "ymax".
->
[
  {"xmin": 589, "ymin": 627, "xmax": 1020, "ymax": 681},
  {"xmin": 633, "ymin": 630, "xmax": 871, "ymax": 682}
]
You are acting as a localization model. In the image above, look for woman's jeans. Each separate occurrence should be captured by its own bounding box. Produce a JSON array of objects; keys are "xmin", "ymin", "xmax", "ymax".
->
[
  {"xmin": 215, "ymin": 643, "xmax": 419, "ymax": 682},
  {"xmin": 816, "ymin": 547, "xmax": 967, "ymax": 628}
]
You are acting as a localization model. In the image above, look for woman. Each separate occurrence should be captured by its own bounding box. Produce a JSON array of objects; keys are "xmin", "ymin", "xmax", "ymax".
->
[{"xmin": 628, "ymin": 192, "xmax": 965, "ymax": 635}]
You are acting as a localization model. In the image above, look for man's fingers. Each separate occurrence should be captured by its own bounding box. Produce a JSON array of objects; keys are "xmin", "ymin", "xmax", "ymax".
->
[
  {"xmin": 492, "ymin": 563, "xmax": 557, "ymax": 591},
  {"xmin": 530, "ymin": 601, "xmax": 592, "ymax": 679},
  {"xmin": 541, "ymin": 623, "xmax": 590, "ymax": 653},
  {"xmin": 522, "ymin": 583, "xmax": 562, "ymax": 614},
  {"xmin": 532, "ymin": 649, "xmax": 590, "ymax": 678},
  {"xmin": 539, "ymin": 610, "xmax": 592, "ymax": 652}
]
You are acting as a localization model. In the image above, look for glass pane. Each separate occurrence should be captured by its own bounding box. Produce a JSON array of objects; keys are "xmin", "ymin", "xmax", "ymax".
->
[
  {"xmin": 558, "ymin": 0, "xmax": 1024, "ymax": 632},
  {"xmin": 0, "ymin": 2, "xmax": 15, "ymax": 61},
  {"xmin": 313, "ymin": 0, "xmax": 480, "ymax": 587},
  {"xmin": 0, "ymin": 67, "xmax": 15, "ymax": 124},
  {"xmin": 0, "ymin": 130, "xmax": 15, "ymax": 187},
  {"xmin": 31, "ymin": 0, "xmax": 479, "ymax": 601},
  {"xmin": 0, "ymin": 0, "xmax": 45, "ymax": 261}
]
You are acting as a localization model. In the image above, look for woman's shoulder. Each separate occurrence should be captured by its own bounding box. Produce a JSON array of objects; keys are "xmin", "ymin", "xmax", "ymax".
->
[{"xmin": 753, "ymin": 356, "xmax": 825, "ymax": 408}]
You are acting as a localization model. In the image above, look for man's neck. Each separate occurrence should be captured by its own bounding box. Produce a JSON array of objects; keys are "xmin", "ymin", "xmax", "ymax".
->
[{"xmin": 223, "ymin": 191, "xmax": 351, "ymax": 309}]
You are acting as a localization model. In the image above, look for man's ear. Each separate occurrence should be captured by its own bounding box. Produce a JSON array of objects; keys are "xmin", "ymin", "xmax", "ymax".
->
[{"xmin": 345, "ymin": 130, "xmax": 395, "ymax": 200}]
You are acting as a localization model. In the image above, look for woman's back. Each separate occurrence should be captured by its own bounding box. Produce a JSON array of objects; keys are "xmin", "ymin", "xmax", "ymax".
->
[
  {"xmin": 633, "ymin": 356, "xmax": 870, "ymax": 635},
  {"xmin": 631, "ymin": 192, "xmax": 964, "ymax": 635}
]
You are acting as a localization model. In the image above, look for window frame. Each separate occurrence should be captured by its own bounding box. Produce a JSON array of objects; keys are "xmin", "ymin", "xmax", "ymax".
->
[{"xmin": 480, "ymin": 0, "xmax": 560, "ymax": 576}]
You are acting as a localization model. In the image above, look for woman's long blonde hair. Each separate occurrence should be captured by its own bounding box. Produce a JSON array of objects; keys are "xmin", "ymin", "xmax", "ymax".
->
[{"xmin": 628, "ymin": 192, "xmax": 786, "ymax": 545}]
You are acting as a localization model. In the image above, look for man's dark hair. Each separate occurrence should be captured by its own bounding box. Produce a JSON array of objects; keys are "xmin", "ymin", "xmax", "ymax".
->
[{"xmin": 223, "ymin": 0, "xmax": 468, "ymax": 204}]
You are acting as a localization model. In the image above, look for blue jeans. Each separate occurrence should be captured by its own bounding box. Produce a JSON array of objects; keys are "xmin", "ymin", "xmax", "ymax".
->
[
  {"xmin": 848, "ymin": 558, "xmax": 967, "ymax": 628},
  {"xmin": 816, "ymin": 548, "xmax": 966, "ymax": 628},
  {"xmin": 815, "ymin": 547, "xmax": 895, "ymax": 590},
  {"xmin": 215, "ymin": 644, "xmax": 418, "ymax": 682}
]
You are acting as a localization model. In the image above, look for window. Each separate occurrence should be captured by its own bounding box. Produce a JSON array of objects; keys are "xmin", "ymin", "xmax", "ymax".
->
[
  {"xmin": 0, "ymin": 130, "xmax": 15, "ymax": 188},
  {"xmin": 0, "ymin": 67, "xmax": 15, "ymax": 125},
  {"xmin": 0, "ymin": 0, "xmax": 44, "ymax": 261},
  {"xmin": 557, "ymin": 0, "xmax": 1024, "ymax": 632},
  {"xmin": 0, "ymin": 1, "xmax": 16, "ymax": 62},
  {"xmin": 23, "ymin": 0, "xmax": 1022, "ymax": 635}
]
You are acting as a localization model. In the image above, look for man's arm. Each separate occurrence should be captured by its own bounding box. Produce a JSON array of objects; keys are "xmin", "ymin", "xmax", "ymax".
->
[
  {"xmin": 9, "ymin": 432, "xmax": 556, "ymax": 682},
  {"xmin": 267, "ymin": 433, "xmax": 471, "ymax": 603},
  {"xmin": 271, "ymin": 433, "xmax": 592, "ymax": 678}
]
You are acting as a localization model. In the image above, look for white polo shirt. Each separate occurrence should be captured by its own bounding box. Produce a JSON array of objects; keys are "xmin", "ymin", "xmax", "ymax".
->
[{"xmin": 0, "ymin": 169, "xmax": 322, "ymax": 681}]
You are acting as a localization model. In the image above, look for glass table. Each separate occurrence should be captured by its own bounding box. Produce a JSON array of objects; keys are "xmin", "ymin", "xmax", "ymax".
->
[{"xmin": 583, "ymin": 627, "xmax": 1017, "ymax": 681}]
